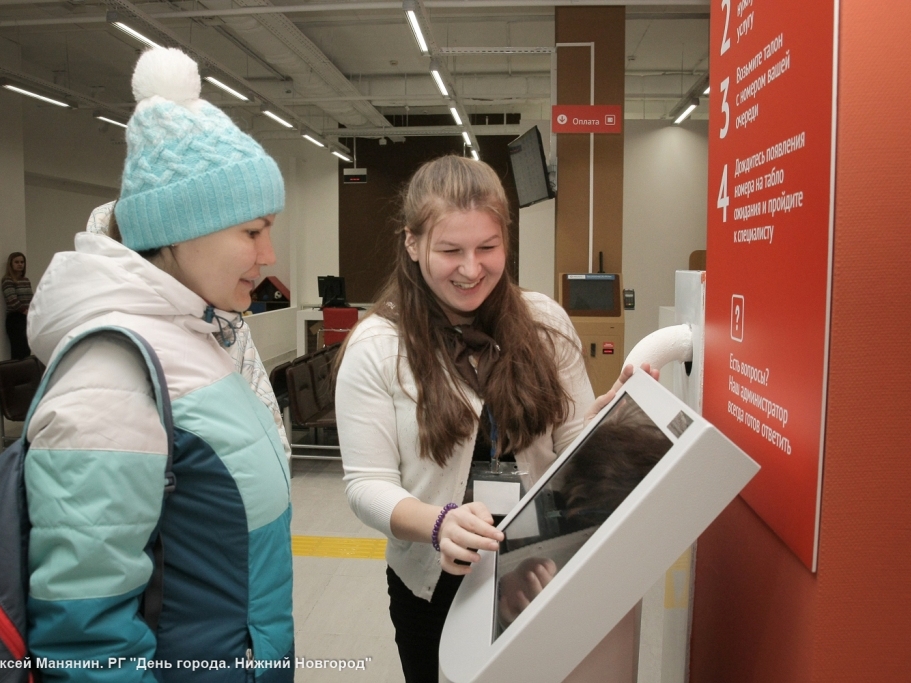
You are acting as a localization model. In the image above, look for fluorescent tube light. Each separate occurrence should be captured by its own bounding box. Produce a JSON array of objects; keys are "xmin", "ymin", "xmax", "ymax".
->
[
  {"xmin": 450, "ymin": 107, "xmax": 462, "ymax": 126},
  {"xmin": 96, "ymin": 114, "xmax": 128, "ymax": 129},
  {"xmin": 674, "ymin": 102, "xmax": 698, "ymax": 125},
  {"xmin": 2, "ymin": 84, "xmax": 70, "ymax": 108},
  {"xmin": 262, "ymin": 110, "xmax": 294, "ymax": 128},
  {"xmin": 470, "ymin": 149, "xmax": 479, "ymax": 161},
  {"xmin": 303, "ymin": 134, "xmax": 325, "ymax": 148},
  {"xmin": 462, "ymin": 131, "xmax": 471, "ymax": 146},
  {"xmin": 204, "ymin": 76, "xmax": 248, "ymax": 101},
  {"xmin": 405, "ymin": 9, "xmax": 429, "ymax": 54},
  {"xmin": 111, "ymin": 21, "xmax": 161, "ymax": 49},
  {"xmin": 430, "ymin": 69, "xmax": 448, "ymax": 97},
  {"xmin": 704, "ymin": 85, "xmax": 710, "ymax": 95},
  {"xmin": 332, "ymin": 150, "xmax": 352, "ymax": 162}
]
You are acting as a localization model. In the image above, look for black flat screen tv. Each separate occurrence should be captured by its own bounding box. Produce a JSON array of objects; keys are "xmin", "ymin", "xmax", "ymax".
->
[{"xmin": 507, "ymin": 126, "xmax": 554, "ymax": 208}]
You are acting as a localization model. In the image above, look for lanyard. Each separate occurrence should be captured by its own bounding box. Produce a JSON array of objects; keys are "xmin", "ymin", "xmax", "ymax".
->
[{"xmin": 487, "ymin": 405, "xmax": 500, "ymax": 474}]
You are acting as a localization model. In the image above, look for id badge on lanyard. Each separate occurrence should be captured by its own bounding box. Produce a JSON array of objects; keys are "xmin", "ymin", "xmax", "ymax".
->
[{"xmin": 466, "ymin": 407, "xmax": 526, "ymax": 517}]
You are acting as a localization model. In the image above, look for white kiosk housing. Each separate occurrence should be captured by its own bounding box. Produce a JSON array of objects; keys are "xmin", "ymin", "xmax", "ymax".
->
[{"xmin": 440, "ymin": 370, "xmax": 759, "ymax": 683}]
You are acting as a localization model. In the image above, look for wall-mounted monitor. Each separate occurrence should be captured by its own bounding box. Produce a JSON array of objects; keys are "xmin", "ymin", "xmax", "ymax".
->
[
  {"xmin": 440, "ymin": 370, "xmax": 760, "ymax": 683},
  {"xmin": 507, "ymin": 126, "xmax": 555, "ymax": 208},
  {"xmin": 560, "ymin": 273, "xmax": 622, "ymax": 317}
]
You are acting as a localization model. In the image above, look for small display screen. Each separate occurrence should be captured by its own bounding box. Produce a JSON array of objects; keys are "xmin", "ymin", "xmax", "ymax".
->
[
  {"xmin": 493, "ymin": 395, "xmax": 675, "ymax": 640},
  {"xmin": 561, "ymin": 274, "xmax": 621, "ymax": 317},
  {"xmin": 569, "ymin": 278, "xmax": 615, "ymax": 312}
]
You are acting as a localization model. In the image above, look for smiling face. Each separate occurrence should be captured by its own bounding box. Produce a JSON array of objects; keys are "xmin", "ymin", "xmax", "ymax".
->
[
  {"xmin": 170, "ymin": 215, "xmax": 277, "ymax": 312},
  {"xmin": 405, "ymin": 209, "xmax": 506, "ymax": 325}
]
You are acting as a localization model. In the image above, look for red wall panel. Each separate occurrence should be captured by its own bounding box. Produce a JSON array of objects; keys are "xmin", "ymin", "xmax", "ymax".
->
[{"xmin": 690, "ymin": 1, "xmax": 911, "ymax": 680}]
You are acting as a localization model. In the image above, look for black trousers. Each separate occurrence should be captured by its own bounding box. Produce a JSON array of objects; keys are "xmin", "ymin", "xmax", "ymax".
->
[
  {"xmin": 386, "ymin": 566, "xmax": 464, "ymax": 683},
  {"xmin": 5, "ymin": 312, "xmax": 30, "ymax": 360}
]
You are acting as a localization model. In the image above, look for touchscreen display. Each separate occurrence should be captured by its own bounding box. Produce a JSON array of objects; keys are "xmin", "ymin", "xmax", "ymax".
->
[
  {"xmin": 493, "ymin": 395, "xmax": 674, "ymax": 640},
  {"xmin": 569, "ymin": 278, "xmax": 615, "ymax": 313}
]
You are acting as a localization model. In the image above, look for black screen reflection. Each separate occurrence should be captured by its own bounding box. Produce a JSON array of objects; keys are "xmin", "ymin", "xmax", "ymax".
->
[{"xmin": 493, "ymin": 395, "xmax": 675, "ymax": 640}]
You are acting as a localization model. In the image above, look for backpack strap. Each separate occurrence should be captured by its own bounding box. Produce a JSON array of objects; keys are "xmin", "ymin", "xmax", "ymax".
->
[{"xmin": 23, "ymin": 326, "xmax": 175, "ymax": 632}]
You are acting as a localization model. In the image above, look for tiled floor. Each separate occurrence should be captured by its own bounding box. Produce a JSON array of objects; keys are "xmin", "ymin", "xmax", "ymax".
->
[{"xmin": 290, "ymin": 458, "xmax": 405, "ymax": 683}]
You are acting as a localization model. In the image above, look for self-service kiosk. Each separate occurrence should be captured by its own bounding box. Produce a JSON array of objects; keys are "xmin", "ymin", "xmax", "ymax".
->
[
  {"xmin": 440, "ymin": 370, "xmax": 758, "ymax": 683},
  {"xmin": 558, "ymin": 273, "xmax": 624, "ymax": 396}
]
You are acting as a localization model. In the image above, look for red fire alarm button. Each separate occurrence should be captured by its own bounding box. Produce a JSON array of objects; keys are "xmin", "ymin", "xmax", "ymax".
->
[{"xmin": 602, "ymin": 342, "xmax": 614, "ymax": 355}]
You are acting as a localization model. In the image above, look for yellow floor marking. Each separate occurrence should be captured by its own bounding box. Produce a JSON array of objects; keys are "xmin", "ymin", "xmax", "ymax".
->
[{"xmin": 292, "ymin": 535, "xmax": 386, "ymax": 560}]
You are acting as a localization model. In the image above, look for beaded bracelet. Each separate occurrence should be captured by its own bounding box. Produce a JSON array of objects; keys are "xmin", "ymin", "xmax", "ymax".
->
[{"xmin": 431, "ymin": 503, "xmax": 459, "ymax": 551}]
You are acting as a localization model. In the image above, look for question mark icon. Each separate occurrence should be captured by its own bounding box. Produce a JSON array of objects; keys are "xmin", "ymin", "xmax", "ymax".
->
[{"xmin": 731, "ymin": 295, "xmax": 744, "ymax": 342}]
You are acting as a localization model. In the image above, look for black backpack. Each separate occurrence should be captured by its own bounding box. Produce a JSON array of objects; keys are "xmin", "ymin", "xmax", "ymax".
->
[{"xmin": 0, "ymin": 327, "xmax": 175, "ymax": 681}]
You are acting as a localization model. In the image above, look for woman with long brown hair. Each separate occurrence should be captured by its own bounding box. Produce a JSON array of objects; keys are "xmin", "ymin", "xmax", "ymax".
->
[
  {"xmin": 335, "ymin": 155, "xmax": 651, "ymax": 682},
  {"xmin": 2, "ymin": 252, "xmax": 32, "ymax": 359}
]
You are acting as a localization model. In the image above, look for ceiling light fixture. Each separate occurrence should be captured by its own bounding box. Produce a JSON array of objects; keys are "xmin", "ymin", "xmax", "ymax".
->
[
  {"xmin": 204, "ymin": 76, "xmax": 248, "ymax": 102},
  {"xmin": 430, "ymin": 68, "xmax": 448, "ymax": 97},
  {"xmin": 107, "ymin": 13, "xmax": 161, "ymax": 49},
  {"xmin": 667, "ymin": 72, "xmax": 709, "ymax": 125},
  {"xmin": 303, "ymin": 133, "xmax": 325, "ymax": 148},
  {"xmin": 462, "ymin": 131, "xmax": 471, "ymax": 146},
  {"xmin": 470, "ymin": 149, "xmax": 479, "ymax": 161},
  {"xmin": 262, "ymin": 109, "xmax": 294, "ymax": 128},
  {"xmin": 450, "ymin": 107, "xmax": 462, "ymax": 126},
  {"xmin": 95, "ymin": 114, "xmax": 128, "ymax": 129},
  {"xmin": 673, "ymin": 98, "xmax": 699, "ymax": 125},
  {"xmin": 404, "ymin": 7, "xmax": 429, "ymax": 55},
  {"xmin": 1, "ymin": 82, "xmax": 70, "ymax": 108},
  {"xmin": 332, "ymin": 150, "xmax": 352, "ymax": 162}
]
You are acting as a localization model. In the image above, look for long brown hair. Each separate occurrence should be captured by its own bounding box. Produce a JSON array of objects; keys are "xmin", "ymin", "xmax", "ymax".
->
[
  {"xmin": 343, "ymin": 155, "xmax": 576, "ymax": 466},
  {"xmin": 5, "ymin": 252, "xmax": 26, "ymax": 280}
]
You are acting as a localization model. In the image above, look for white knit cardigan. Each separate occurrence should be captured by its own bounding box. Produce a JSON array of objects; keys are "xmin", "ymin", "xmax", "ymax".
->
[{"xmin": 335, "ymin": 291, "xmax": 595, "ymax": 600}]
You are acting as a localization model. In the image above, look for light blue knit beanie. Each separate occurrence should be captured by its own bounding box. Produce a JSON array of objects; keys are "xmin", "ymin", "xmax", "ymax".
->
[{"xmin": 115, "ymin": 48, "xmax": 284, "ymax": 251}]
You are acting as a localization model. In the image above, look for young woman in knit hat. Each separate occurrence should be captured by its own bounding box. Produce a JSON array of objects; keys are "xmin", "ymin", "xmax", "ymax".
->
[
  {"xmin": 25, "ymin": 47, "xmax": 293, "ymax": 680},
  {"xmin": 334, "ymin": 155, "xmax": 655, "ymax": 682}
]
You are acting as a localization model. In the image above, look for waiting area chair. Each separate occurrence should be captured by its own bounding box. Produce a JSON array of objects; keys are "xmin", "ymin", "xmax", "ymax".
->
[
  {"xmin": 0, "ymin": 356, "xmax": 45, "ymax": 446},
  {"xmin": 276, "ymin": 343, "xmax": 342, "ymax": 461}
]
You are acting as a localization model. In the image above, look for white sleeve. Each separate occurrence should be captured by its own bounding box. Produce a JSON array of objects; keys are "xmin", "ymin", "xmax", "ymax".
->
[
  {"xmin": 529, "ymin": 294, "xmax": 596, "ymax": 455},
  {"xmin": 335, "ymin": 326, "xmax": 416, "ymax": 538}
]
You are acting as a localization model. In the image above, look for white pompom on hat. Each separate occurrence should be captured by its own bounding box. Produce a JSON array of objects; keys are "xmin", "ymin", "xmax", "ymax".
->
[
  {"xmin": 131, "ymin": 47, "xmax": 201, "ymax": 105},
  {"xmin": 115, "ymin": 47, "xmax": 284, "ymax": 252}
]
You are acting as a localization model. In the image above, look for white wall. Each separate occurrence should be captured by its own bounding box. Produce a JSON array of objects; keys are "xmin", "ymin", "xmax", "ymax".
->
[
  {"xmin": 622, "ymin": 119, "xmax": 709, "ymax": 353},
  {"xmin": 0, "ymin": 87, "xmax": 27, "ymax": 361},
  {"xmin": 518, "ymin": 198, "xmax": 556, "ymax": 298},
  {"xmin": 20, "ymin": 98, "xmax": 123, "ymax": 286},
  {"xmin": 24, "ymin": 180, "xmax": 117, "ymax": 282},
  {"xmin": 294, "ymin": 143, "xmax": 340, "ymax": 306}
]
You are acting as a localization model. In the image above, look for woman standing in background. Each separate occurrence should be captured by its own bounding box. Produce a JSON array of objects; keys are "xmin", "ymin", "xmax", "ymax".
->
[{"xmin": 2, "ymin": 252, "xmax": 32, "ymax": 359}]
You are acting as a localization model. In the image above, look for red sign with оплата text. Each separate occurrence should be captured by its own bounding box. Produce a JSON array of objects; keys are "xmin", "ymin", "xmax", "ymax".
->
[
  {"xmin": 552, "ymin": 105, "xmax": 622, "ymax": 134},
  {"xmin": 703, "ymin": 0, "xmax": 837, "ymax": 571}
]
